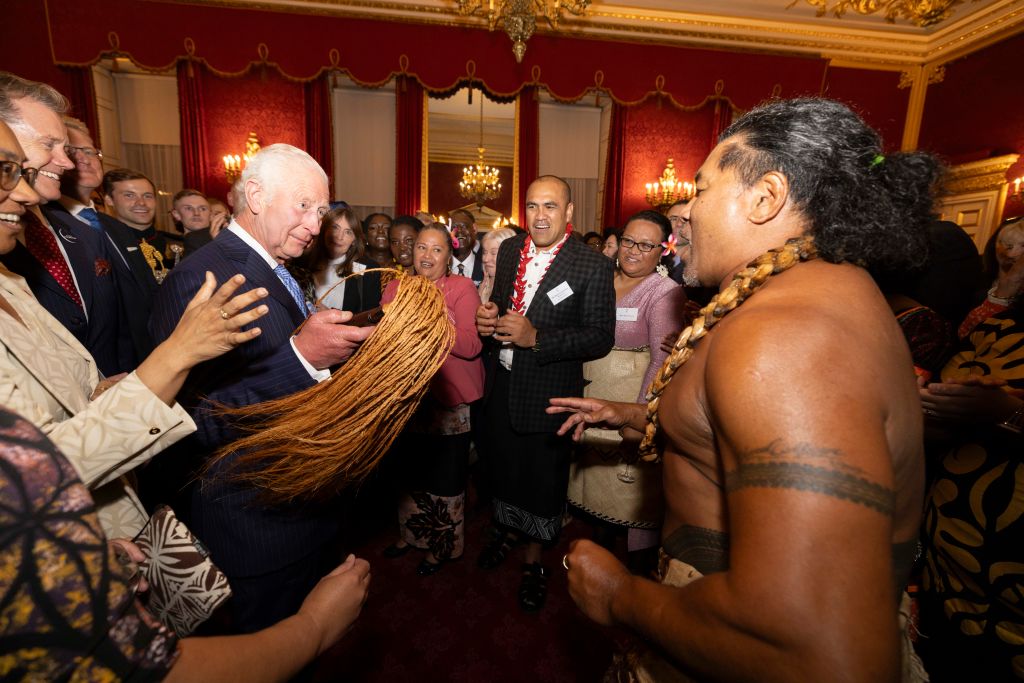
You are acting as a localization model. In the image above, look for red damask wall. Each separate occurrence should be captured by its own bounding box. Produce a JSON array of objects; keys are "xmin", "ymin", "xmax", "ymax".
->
[
  {"xmin": 823, "ymin": 67, "xmax": 909, "ymax": 152},
  {"xmin": 918, "ymin": 32, "xmax": 1024, "ymax": 220},
  {"xmin": 428, "ymin": 162, "xmax": 514, "ymax": 221},
  {"xmin": 615, "ymin": 98, "xmax": 716, "ymax": 226},
  {"xmin": 199, "ymin": 69, "xmax": 306, "ymax": 203}
]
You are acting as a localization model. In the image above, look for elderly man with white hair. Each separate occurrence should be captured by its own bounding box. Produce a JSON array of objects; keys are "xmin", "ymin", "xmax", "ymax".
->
[{"xmin": 149, "ymin": 143, "xmax": 374, "ymax": 634}]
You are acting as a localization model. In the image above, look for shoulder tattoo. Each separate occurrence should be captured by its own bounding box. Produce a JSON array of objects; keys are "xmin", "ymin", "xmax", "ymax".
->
[{"xmin": 725, "ymin": 438, "xmax": 894, "ymax": 515}]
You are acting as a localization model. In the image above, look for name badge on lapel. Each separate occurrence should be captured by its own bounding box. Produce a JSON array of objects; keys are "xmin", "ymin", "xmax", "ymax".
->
[
  {"xmin": 547, "ymin": 281, "xmax": 573, "ymax": 306},
  {"xmin": 616, "ymin": 307, "xmax": 639, "ymax": 322}
]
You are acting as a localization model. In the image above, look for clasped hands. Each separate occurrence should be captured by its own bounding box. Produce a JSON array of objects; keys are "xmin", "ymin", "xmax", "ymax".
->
[
  {"xmin": 919, "ymin": 374, "xmax": 1020, "ymax": 425},
  {"xmin": 475, "ymin": 302, "xmax": 537, "ymax": 348}
]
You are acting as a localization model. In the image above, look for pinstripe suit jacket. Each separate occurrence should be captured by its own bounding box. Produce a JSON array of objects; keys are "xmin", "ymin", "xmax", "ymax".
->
[
  {"xmin": 148, "ymin": 229, "xmax": 335, "ymax": 577},
  {"xmin": 485, "ymin": 233, "xmax": 615, "ymax": 433}
]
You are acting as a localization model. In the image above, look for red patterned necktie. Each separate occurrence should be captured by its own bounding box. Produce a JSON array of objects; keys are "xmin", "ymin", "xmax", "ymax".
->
[{"xmin": 23, "ymin": 211, "xmax": 83, "ymax": 309}]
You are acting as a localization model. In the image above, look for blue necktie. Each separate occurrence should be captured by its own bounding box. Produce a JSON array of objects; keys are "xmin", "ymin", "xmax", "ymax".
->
[
  {"xmin": 78, "ymin": 207, "xmax": 102, "ymax": 232},
  {"xmin": 274, "ymin": 264, "xmax": 310, "ymax": 317}
]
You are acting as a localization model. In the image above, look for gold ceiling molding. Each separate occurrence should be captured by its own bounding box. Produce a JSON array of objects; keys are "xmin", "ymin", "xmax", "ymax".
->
[
  {"xmin": 897, "ymin": 63, "xmax": 945, "ymax": 87},
  {"xmin": 168, "ymin": 0, "xmax": 1024, "ymax": 67},
  {"xmin": 790, "ymin": 0, "xmax": 981, "ymax": 28},
  {"xmin": 944, "ymin": 154, "xmax": 1020, "ymax": 193}
]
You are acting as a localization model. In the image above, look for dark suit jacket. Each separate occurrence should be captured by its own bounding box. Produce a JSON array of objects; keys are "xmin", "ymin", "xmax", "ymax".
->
[
  {"xmin": 484, "ymin": 233, "xmax": 615, "ymax": 433},
  {"xmin": 1, "ymin": 207, "xmax": 131, "ymax": 377},
  {"xmin": 46, "ymin": 203, "xmax": 157, "ymax": 364},
  {"xmin": 148, "ymin": 229, "xmax": 334, "ymax": 577},
  {"xmin": 453, "ymin": 246, "xmax": 484, "ymax": 287},
  {"xmin": 340, "ymin": 260, "xmax": 382, "ymax": 313}
]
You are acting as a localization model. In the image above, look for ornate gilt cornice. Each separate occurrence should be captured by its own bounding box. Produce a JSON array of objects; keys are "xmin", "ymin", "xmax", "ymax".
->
[
  {"xmin": 944, "ymin": 154, "xmax": 1020, "ymax": 193},
  {"xmin": 164, "ymin": 0, "xmax": 1024, "ymax": 67}
]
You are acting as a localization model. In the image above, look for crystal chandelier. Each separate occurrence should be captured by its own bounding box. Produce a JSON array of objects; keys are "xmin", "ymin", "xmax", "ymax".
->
[
  {"xmin": 645, "ymin": 159, "xmax": 694, "ymax": 212},
  {"xmin": 790, "ymin": 0, "xmax": 978, "ymax": 27},
  {"xmin": 455, "ymin": 0, "xmax": 591, "ymax": 63},
  {"xmin": 459, "ymin": 95, "xmax": 502, "ymax": 208}
]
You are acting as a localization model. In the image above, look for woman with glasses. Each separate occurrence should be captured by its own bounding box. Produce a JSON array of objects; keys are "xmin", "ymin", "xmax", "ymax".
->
[{"xmin": 567, "ymin": 210, "xmax": 686, "ymax": 567}]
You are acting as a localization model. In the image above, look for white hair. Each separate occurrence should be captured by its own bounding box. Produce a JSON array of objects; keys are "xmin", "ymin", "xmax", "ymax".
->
[
  {"xmin": 481, "ymin": 227, "xmax": 516, "ymax": 247},
  {"xmin": 235, "ymin": 143, "xmax": 328, "ymax": 213}
]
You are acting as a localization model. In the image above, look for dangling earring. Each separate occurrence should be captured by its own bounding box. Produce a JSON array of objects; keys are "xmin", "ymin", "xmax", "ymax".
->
[{"xmin": 615, "ymin": 258, "xmax": 620, "ymax": 269}]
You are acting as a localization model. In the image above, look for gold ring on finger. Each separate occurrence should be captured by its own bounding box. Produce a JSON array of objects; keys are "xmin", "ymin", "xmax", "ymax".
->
[{"xmin": 220, "ymin": 308, "xmax": 230, "ymax": 320}]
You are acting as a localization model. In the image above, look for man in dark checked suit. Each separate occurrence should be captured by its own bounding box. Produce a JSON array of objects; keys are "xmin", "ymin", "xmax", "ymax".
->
[
  {"xmin": 475, "ymin": 174, "xmax": 615, "ymax": 612},
  {"xmin": 148, "ymin": 143, "xmax": 372, "ymax": 634}
]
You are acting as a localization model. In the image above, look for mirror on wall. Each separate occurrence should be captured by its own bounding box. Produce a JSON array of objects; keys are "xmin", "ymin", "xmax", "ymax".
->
[{"xmin": 427, "ymin": 87, "xmax": 515, "ymax": 228}]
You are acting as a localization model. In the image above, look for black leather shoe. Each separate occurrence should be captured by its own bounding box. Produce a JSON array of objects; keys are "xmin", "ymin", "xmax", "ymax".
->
[
  {"xmin": 383, "ymin": 542, "xmax": 412, "ymax": 559},
  {"xmin": 416, "ymin": 558, "xmax": 445, "ymax": 576},
  {"xmin": 477, "ymin": 532, "xmax": 516, "ymax": 570},
  {"xmin": 518, "ymin": 562, "xmax": 548, "ymax": 612}
]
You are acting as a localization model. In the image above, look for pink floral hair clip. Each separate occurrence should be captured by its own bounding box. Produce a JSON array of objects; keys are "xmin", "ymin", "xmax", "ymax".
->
[
  {"xmin": 661, "ymin": 232, "xmax": 677, "ymax": 257},
  {"xmin": 446, "ymin": 217, "xmax": 461, "ymax": 250}
]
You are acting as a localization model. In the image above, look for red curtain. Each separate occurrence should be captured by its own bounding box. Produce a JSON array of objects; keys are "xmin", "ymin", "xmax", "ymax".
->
[
  {"xmin": 177, "ymin": 60, "xmax": 208, "ymax": 194},
  {"xmin": 516, "ymin": 86, "xmax": 539, "ymax": 223},
  {"xmin": 42, "ymin": 0, "xmax": 826, "ymax": 111},
  {"xmin": 303, "ymin": 74, "xmax": 333, "ymax": 186},
  {"xmin": 602, "ymin": 102, "xmax": 626, "ymax": 229},
  {"xmin": 61, "ymin": 66, "xmax": 100, "ymax": 147},
  {"xmin": 395, "ymin": 76, "xmax": 424, "ymax": 215},
  {"xmin": 710, "ymin": 99, "xmax": 730, "ymax": 152}
]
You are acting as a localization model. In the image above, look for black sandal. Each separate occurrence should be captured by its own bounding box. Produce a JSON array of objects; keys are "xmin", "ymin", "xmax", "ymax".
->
[
  {"xmin": 518, "ymin": 562, "xmax": 548, "ymax": 612},
  {"xmin": 477, "ymin": 532, "xmax": 516, "ymax": 570}
]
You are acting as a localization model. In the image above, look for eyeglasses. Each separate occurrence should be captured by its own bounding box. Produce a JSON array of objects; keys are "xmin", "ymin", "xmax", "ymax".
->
[
  {"xmin": 0, "ymin": 161, "xmax": 38, "ymax": 191},
  {"xmin": 619, "ymin": 236, "xmax": 660, "ymax": 253},
  {"xmin": 65, "ymin": 145, "xmax": 103, "ymax": 160},
  {"xmin": 668, "ymin": 216, "xmax": 688, "ymax": 225}
]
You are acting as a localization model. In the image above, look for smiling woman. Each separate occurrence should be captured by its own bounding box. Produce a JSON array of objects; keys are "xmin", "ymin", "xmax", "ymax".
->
[{"xmin": 380, "ymin": 221, "xmax": 485, "ymax": 575}]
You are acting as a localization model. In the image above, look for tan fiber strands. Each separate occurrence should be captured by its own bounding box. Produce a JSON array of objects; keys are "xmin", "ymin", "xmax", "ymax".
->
[
  {"xmin": 638, "ymin": 236, "xmax": 818, "ymax": 462},
  {"xmin": 209, "ymin": 270, "xmax": 455, "ymax": 503}
]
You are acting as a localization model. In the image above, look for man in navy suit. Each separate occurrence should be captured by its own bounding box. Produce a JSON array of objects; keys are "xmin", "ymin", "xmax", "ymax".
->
[
  {"xmin": 475, "ymin": 175, "xmax": 615, "ymax": 611},
  {"xmin": 449, "ymin": 208, "xmax": 485, "ymax": 286},
  {"xmin": 0, "ymin": 73, "xmax": 132, "ymax": 377},
  {"xmin": 149, "ymin": 143, "xmax": 373, "ymax": 633},
  {"xmin": 51, "ymin": 116, "xmax": 158, "ymax": 364}
]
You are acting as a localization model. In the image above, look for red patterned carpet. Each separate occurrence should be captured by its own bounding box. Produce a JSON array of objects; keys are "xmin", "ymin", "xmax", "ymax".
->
[{"xmin": 313, "ymin": 476, "xmax": 620, "ymax": 683}]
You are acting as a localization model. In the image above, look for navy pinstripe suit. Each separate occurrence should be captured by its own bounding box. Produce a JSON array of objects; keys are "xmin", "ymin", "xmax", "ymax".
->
[{"xmin": 147, "ymin": 228, "xmax": 339, "ymax": 631}]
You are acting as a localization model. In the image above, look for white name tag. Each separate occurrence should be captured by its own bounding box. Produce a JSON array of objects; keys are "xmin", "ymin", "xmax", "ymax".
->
[
  {"xmin": 547, "ymin": 281, "xmax": 574, "ymax": 306},
  {"xmin": 616, "ymin": 307, "xmax": 639, "ymax": 322}
]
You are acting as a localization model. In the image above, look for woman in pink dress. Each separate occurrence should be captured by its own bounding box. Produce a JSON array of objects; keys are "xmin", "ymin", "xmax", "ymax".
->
[
  {"xmin": 380, "ymin": 223, "xmax": 484, "ymax": 575},
  {"xmin": 567, "ymin": 210, "xmax": 686, "ymax": 558}
]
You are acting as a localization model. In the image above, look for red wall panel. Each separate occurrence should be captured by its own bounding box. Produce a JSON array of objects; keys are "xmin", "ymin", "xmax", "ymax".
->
[
  {"xmin": 200, "ymin": 68, "xmax": 306, "ymax": 203},
  {"xmin": 823, "ymin": 67, "xmax": 908, "ymax": 153},
  {"xmin": 615, "ymin": 98, "xmax": 716, "ymax": 227},
  {"xmin": 919, "ymin": 32, "xmax": 1024, "ymax": 220}
]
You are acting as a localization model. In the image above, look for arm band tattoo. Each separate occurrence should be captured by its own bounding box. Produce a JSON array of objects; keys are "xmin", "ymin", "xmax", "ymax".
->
[{"xmin": 727, "ymin": 441, "xmax": 895, "ymax": 515}]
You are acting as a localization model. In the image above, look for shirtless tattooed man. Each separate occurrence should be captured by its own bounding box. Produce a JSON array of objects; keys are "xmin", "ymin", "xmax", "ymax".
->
[{"xmin": 549, "ymin": 98, "xmax": 939, "ymax": 683}]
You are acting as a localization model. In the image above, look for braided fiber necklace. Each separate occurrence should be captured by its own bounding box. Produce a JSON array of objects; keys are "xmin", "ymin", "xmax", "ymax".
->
[{"xmin": 638, "ymin": 236, "xmax": 818, "ymax": 462}]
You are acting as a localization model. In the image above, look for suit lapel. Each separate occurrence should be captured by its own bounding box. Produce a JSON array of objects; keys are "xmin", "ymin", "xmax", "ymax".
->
[
  {"xmin": 46, "ymin": 208, "xmax": 95, "ymax": 312},
  {"xmin": 529, "ymin": 235, "xmax": 576, "ymax": 320},
  {"xmin": 220, "ymin": 231, "xmax": 306, "ymax": 328}
]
